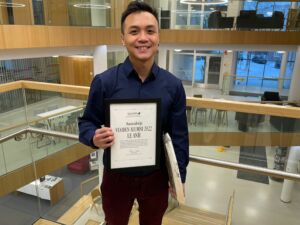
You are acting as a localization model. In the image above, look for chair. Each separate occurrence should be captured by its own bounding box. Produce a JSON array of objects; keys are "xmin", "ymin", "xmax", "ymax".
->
[
  {"xmin": 214, "ymin": 110, "xmax": 228, "ymax": 126},
  {"xmin": 208, "ymin": 11, "xmax": 234, "ymax": 29},
  {"xmin": 67, "ymin": 156, "xmax": 90, "ymax": 174},
  {"xmin": 261, "ymin": 91, "xmax": 281, "ymax": 102},
  {"xmin": 192, "ymin": 94, "xmax": 207, "ymax": 125},
  {"xmin": 236, "ymin": 10, "xmax": 257, "ymax": 29},
  {"xmin": 90, "ymin": 188, "xmax": 101, "ymax": 214}
]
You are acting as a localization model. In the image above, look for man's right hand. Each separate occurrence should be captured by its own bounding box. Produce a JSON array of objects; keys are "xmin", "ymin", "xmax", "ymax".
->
[{"xmin": 92, "ymin": 127, "xmax": 115, "ymax": 149}]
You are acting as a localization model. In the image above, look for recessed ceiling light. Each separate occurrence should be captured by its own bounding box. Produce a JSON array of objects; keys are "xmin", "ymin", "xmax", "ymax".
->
[
  {"xmin": 73, "ymin": 3, "xmax": 111, "ymax": 9},
  {"xmin": 180, "ymin": 0, "xmax": 228, "ymax": 5},
  {"xmin": 0, "ymin": 2, "xmax": 26, "ymax": 7}
]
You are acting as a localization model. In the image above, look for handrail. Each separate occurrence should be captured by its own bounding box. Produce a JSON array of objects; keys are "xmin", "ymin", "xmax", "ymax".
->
[
  {"xmin": 189, "ymin": 155, "xmax": 300, "ymax": 181},
  {"xmin": 1, "ymin": 128, "xmax": 300, "ymax": 182},
  {"xmin": 0, "ymin": 127, "xmax": 78, "ymax": 144},
  {"xmin": 1, "ymin": 80, "xmax": 300, "ymax": 119},
  {"xmin": 0, "ymin": 105, "xmax": 85, "ymax": 133}
]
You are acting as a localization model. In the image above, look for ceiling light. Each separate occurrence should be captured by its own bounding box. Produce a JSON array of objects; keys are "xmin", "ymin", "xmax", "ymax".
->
[
  {"xmin": 0, "ymin": 2, "xmax": 26, "ymax": 7},
  {"xmin": 180, "ymin": 0, "xmax": 228, "ymax": 5},
  {"xmin": 174, "ymin": 49, "xmax": 182, "ymax": 52},
  {"xmin": 73, "ymin": 3, "xmax": 111, "ymax": 9}
]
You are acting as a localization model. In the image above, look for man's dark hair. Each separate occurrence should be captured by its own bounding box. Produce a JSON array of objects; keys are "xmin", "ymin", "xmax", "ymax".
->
[{"xmin": 121, "ymin": 1, "xmax": 159, "ymax": 34}]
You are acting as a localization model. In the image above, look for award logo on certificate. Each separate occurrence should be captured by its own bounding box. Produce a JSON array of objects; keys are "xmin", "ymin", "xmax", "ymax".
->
[{"xmin": 105, "ymin": 99, "xmax": 161, "ymax": 172}]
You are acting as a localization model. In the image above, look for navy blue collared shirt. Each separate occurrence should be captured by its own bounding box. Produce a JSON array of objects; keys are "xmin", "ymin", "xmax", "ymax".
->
[{"xmin": 78, "ymin": 57, "xmax": 189, "ymax": 182}]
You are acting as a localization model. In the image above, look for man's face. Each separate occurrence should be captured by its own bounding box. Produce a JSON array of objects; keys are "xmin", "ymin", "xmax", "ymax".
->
[{"xmin": 121, "ymin": 11, "xmax": 159, "ymax": 64}]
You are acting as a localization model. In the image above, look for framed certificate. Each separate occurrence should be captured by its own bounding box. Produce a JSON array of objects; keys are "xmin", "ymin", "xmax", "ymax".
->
[{"xmin": 105, "ymin": 98, "xmax": 161, "ymax": 172}]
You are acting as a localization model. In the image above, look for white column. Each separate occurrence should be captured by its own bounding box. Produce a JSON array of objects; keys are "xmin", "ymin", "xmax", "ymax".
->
[
  {"xmin": 158, "ymin": 48, "xmax": 167, "ymax": 69},
  {"xmin": 169, "ymin": 50, "xmax": 174, "ymax": 73},
  {"xmin": 93, "ymin": 45, "xmax": 108, "ymax": 75},
  {"xmin": 220, "ymin": 51, "xmax": 234, "ymax": 94},
  {"xmin": 227, "ymin": 0, "xmax": 243, "ymax": 29},
  {"xmin": 170, "ymin": 0, "xmax": 176, "ymax": 29},
  {"xmin": 278, "ymin": 51, "xmax": 288, "ymax": 95},
  {"xmin": 280, "ymin": 146, "xmax": 300, "ymax": 203},
  {"xmin": 93, "ymin": 45, "xmax": 108, "ymax": 184},
  {"xmin": 288, "ymin": 46, "xmax": 300, "ymax": 101}
]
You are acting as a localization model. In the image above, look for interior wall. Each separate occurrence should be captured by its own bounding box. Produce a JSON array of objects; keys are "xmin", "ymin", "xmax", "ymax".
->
[
  {"xmin": 59, "ymin": 56, "xmax": 93, "ymax": 87},
  {"xmin": 12, "ymin": 0, "xmax": 34, "ymax": 25}
]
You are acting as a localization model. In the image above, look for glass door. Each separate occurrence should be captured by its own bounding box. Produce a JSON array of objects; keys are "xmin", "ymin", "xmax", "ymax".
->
[
  {"xmin": 207, "ymin": 56, "xmax": 221, "ymax": 85},
  {"xmin": 194, "ymin": 56, "xmax": 206, "ymax": 84},
  {"xmin": 194, "ymin": 55, "xmax": 222, "ymax": 87}
]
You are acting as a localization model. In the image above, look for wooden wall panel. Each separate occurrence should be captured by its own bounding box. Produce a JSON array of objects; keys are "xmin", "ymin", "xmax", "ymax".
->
[
  {"xmin": 59, "ymin": 56, "xmax": 93, "ymax": 87},
  {"xmin": 0, "ymin": 26, "xmax": 5, "ymax": 47},
  {"xmin": 189, "ymin": 132, "xmax": 300, "ymax": 147},
  {"xmin": 1, "ymin": 26, "xmax": 30, "ymax": 48},
  {"xmin": 0, "ymin": 5, "xmax": 9, "ymax": 24},
  {"xmin": 12, "ymin": 0, "xmax": 33, "ymax": 25},
  {"xmin": 111, "ymin": 0, "xmax": 131, "ymax": 29},
  {"xmin": 1, "ymin": 25, "xmax": 300, "ymax": 49},
  {"xmin": 43, "ymin": 0, "xmax": 69, "ymax": 26}
]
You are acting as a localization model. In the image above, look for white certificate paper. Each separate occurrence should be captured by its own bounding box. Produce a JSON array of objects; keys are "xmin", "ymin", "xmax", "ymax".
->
[{"xmin": 108, "ymin": 101, "xmax": 158, "ymax": 170}]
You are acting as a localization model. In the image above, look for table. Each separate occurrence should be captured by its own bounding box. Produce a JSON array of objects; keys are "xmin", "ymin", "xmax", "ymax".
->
[{"xmin": 18, "ymin": 175, "xmax": 64, "ymax": 205}]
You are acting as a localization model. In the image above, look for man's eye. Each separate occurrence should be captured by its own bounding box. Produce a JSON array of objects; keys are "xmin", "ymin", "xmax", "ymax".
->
[
  {"xmin": 147, "ymin": 30, "xmax": 155, "ymax": 34},
  {"xmin": 129, "ymin": 30, "xmax": 138, "ymax": 34}
]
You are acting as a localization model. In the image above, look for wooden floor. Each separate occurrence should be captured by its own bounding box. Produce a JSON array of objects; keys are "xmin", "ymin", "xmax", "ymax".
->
[
  {"xmin": 33, "ymin": 218, "xmax": 63, "ymax": 225},
  {"xmin": 57, "ymin": 195, "xmax": 92, "ymax": 225},
  {"xmin": 128, "ymin": 204, "xmax": 226, "ymax": 225},
  {"xmin": 56, "ymin": 194, "xmax": 229, "ymax": 225}
]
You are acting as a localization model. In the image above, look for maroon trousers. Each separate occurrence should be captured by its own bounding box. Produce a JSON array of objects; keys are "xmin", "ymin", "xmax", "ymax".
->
[{"xmin": 101, "ymin": 169, "xmax": 169, "ymax": 225}]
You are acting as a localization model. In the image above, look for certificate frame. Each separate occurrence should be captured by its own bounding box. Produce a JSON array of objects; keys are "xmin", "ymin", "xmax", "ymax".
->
[{"xmin": 105, "ymin": 98, "xmax": 161, "ymax": 173}]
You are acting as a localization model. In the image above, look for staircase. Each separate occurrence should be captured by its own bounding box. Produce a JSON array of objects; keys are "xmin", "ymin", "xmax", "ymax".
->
[{"xmin": 162, "ymin": 205, "xmax": 226, "ymax": 225}]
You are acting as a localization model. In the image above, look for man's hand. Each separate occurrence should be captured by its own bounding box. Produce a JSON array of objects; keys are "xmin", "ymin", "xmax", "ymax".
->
[{"xmin": 93, "ymin": 127, "xmax": 114, "ymax": 149}]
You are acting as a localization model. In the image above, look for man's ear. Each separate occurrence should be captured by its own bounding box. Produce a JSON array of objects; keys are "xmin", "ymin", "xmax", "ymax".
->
[{"xmin": 121, "ymin": 34, "xmax": 125, "ymax": 46}]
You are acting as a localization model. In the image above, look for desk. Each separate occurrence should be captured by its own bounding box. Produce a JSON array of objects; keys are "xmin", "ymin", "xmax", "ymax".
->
[{"xmin": 18, "ymin": 175, "xmax": 64, "ymax": 205}]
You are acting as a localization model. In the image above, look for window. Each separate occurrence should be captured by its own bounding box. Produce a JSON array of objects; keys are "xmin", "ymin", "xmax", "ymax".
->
[
  {"xmin": 243, "ymin": 1, "xmax": 291, "ymax": 29},
  {"xmin": 235, "ymin": 51, "xmax": 284, "ymax": 89}
]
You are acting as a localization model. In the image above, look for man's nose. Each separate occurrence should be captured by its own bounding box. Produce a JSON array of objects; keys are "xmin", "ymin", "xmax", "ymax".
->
[{"xmin": 138, "ymin": 31, "xmax": 148, "ymax": 41}]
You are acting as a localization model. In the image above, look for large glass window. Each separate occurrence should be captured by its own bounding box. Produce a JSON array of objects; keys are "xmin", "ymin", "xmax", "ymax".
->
[
  {"xmin": 235, "ymin": 51, "xmax": 295, "ymax": 90},
  {"xmin": 235, "ymin": 51, "xmax": 284, "ymax": 89},
  {"xmin": 243, "ymin": 1, "xmax": 291, "ymax": 29},
  {"xmin": 172, "ymin": 52, "xmax": 194, "ymax": 82}
]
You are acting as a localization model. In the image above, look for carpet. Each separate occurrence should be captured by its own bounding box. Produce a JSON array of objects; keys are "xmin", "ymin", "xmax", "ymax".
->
[{"xmin": 237, "ymin": 146, "xmax": 269, "ymax": 184}]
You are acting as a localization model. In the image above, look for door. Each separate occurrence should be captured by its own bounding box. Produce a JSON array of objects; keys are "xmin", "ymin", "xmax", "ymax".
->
[{"xmin": 194, "ymin": 54, "xmax": 221, "ymax": 88}]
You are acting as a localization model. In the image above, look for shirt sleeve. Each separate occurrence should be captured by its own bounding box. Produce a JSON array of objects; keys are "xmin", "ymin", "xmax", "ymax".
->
[
  {"xmin": 168, "ymin": 82, "xmax": 189, "ymax": 183},
  {"xmin": 78, "ymin": 77, "xmax": 105, "ymax": 148}
]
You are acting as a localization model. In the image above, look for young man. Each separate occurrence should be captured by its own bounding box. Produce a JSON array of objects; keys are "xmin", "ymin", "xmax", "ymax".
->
[{"xmin": 78, "ymin": 1, "xmax": 189, "ymax": 224}]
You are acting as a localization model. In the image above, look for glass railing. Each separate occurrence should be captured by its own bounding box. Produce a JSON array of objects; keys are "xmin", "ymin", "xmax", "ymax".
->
[
  {"xmin": 0, "ymin": 0, "xmax": 299, "ymax": 32},
  {"xmin": 0, "ymin": 131, "xmax": 98, "ymax": 225},
  {"xmin": 1, "ymin": 80, "xmax": 300, "ymax": 224}
]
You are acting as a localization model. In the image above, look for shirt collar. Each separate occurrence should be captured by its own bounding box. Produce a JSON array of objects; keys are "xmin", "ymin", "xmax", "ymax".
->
[{"xmin": 122, "ymin": 57, "xmax": 159, "ymax": 79}]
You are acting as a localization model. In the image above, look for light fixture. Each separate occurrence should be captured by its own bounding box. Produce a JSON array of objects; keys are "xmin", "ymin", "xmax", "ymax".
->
[
  {"xmin": 0, "ymin": 2, "xmax": 26, "ymax": 7},
  {"xmin": 180, "ymin": 0, "xmax": 228, "ymax": 5},
  {"xmin": 73, "ymin": 3, "xmax": 111, "ymax": 9},
  {"xmin": 174, "ymin": 49, "xmax": 182, "ymax": 52}
]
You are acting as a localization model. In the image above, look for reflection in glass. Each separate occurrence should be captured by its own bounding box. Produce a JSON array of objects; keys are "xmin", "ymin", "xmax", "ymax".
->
[
  {"xmin": 195, "ymin": 56, "xmax": 206, "ymax": 83},
  {"xmin": 173, "ymin": 53, "xmax": 193, "ymax": 82}
]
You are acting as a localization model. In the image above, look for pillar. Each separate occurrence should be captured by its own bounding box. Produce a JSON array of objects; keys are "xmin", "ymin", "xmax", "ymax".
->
[
  {"xmin": 288, "ymin": 46, "xmax": 300, "ymax": 101},
  {"xmin": 280, "ymin": 146, "xmax": 300, "ymax": 203},
  {"xmin": 93, "ymin": 45, "xmax": 108, "ymax": 184}
]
